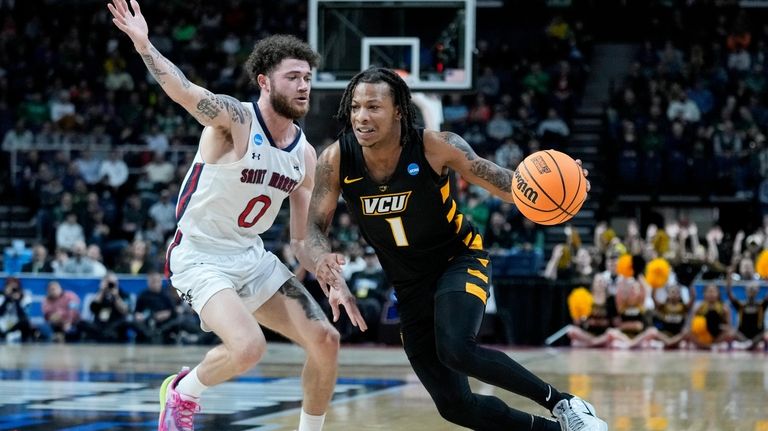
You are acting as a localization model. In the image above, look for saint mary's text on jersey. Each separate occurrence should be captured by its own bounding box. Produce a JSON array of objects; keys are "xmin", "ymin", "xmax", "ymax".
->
[{"xmin": 240, "ymin": 168, "xmax": 300, "ymax": 194}]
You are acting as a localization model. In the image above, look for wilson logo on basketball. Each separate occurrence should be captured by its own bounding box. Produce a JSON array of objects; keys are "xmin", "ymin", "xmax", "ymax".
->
[
  {"xmin": 514, "ymin": 170, "xmax": 539, "ymax": 204},
  {"xmin": 360, "ymin": 191, "xmax": 412, "ymax": 215},
  {"xmin": 531, "ymin": 155, "xmax": 551, "ymax": 174}
]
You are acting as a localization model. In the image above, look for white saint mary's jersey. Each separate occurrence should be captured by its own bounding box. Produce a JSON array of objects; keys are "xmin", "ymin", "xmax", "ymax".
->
[{"xmin": 174, "ymin": 102, "xmax": 306, "ymax": 252}]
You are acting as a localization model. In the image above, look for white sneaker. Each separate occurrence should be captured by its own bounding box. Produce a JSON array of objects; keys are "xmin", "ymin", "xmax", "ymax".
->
[{"xmin": 552, "ymin": 396, "xmax": 608, "ymax": 431}]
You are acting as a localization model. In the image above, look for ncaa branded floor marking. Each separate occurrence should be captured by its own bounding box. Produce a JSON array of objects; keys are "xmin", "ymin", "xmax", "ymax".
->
[{"xmin": 0, "ymin": 369, "xmax": 405, "ymax": 430}]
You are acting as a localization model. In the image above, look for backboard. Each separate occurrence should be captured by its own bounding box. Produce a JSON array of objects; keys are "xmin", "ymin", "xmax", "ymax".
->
[{"xmin": 309, "ymin": 0, "xmax": 476, "ymax": 91}]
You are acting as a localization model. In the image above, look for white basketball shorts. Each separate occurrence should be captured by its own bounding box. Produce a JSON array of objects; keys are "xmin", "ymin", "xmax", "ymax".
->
[{"xmin": 167, "ymin": 238, "xmax": 294, "ymax": 331}]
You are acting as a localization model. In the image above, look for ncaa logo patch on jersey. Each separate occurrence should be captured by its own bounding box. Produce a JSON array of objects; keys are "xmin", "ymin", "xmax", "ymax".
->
[
  {"xmin": 407, "ymin": 163, "xmax": 420, "ymax": 176},
  {"xmin": 253, "ymin": 133, "xmax": 264, "ymax": 146}
]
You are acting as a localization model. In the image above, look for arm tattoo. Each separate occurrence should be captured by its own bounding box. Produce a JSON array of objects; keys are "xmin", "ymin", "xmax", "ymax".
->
[
  {"xmin": 307, "ymin": 158, "xmax": 335, "ymax": 253},
  {"xmin": 278, "ymin": 278, "xmax": 326, "ymax": 321},
  {"xmin": 140, "ymin": 48, "xmax": 168, "ymax": 85},
  {"xmin": 440, "ymin": 131, "xmax": 476, "ymax": 160},
  {"xmin": 142, "ymin": 46, "xmax": 191, "ymax": 89},
  {"xmin": 219, "ymin": 94, "xmax": 249, "ymax": 124},
  {"xmin": 441, "ymin": 131, "xmax": 512, "ymax": 192},
  {"xmin": 195, "ymin": 91, "xmax": 223, "ymax": 120},
  {"xmin": 168, "ymin": 63, "xmax": 191, "ymax": 89},
  {"xmin": 311, "ymin": 157, "xmax": 334, "ymax": 204},
  {"xmin": 471, "ymin": 159, "xmax": 513, "ymax": 191}
]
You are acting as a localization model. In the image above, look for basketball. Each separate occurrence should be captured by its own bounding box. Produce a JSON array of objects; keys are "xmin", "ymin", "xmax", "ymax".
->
[{"xmin": 512, "ymin": 150, "xmax": 588, "ymax": 225}]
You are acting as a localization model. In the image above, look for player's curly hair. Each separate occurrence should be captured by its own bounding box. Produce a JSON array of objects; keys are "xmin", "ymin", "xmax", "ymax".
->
[
  {"xmin": 335, "ymin": 67, "xmax": 418, "ymax": 146},
  {"xmin": 245, "ymin": 35, "xmax": 320, "ymax": 85}
]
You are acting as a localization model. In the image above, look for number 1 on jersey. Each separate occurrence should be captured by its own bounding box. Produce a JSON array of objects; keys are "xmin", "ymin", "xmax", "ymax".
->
[{"xmin": 385, "ymin": 217, "xmax": 409, "ymax": 247}]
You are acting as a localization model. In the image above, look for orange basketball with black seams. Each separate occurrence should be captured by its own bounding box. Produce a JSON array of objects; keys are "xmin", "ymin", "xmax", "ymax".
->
[{"xmin": 512, "ymin": 149, "xmax": 588, "ymax": 225}]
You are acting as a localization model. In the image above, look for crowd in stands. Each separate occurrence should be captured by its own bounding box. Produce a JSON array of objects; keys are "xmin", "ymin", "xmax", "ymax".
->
[
  {"xmin": 0, "ymin": 271, "xmax": 214, "ymax": 344},
  {"xmin": 605, "ymin": 9, "xmax": 768, "ymax": 201}
]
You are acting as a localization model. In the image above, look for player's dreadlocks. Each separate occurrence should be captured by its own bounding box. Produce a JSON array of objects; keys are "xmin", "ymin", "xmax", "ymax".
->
[{"xmin": 335, "ymin": 67, "xmax": 418, "ymax": 146}]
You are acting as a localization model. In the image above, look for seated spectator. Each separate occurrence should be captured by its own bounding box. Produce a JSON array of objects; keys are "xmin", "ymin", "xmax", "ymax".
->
[
  {"xmin": 114, "ymin": 239, "xmax": 152, "ymax": 275},
  {"xmin": 97, "ymin": 149, "xmax": 129, "ymax": 193},
  {"xmin": 133, "ymin": 272, "xmax": 177, "ymax": 344},
  {"xmin": 567, "ymin": 276, "xmax": 618, "ymax": 347},
  {"xmin": 144, "ymin": 151, "xmax": 176, "ymax": 189},
  {"xmin": 2, "ymin": 119, "xmax": 33, "ymax": 150},
  {"xmin": 537, "ymin": 108, "xmax": 570, "ymax": 151},
  {"xmin": 340, "ymin": 242, "xmax": 365, "ymax": 281},
  {"xmin": 144, "ymin": 124, "xmax": 169, "ymax": 154},
  {"xmin": 147, "ymin": 189, "xmax": 176, "ymax": 239},
  {"xmin": 120, "ymin": 193, "xmax": 146, "ymax": 241},
  {"xmin": 55, "ymin": 212, "xmax": 85, "ymax": 252},
  {"xmin": 0, "ymin": 277, "xmax": 34, "ymax": 342},
  {"xmin": 442, "ymin": 94, "xmax": 469, "ymax": 133},
  {"xmin": 74, "ymin": 149, "xmax": 102, "ymax": 186},
  {"xmin": 727, "ymin": 274, "xmax": 768, "ymax": 350},
  {"xmin": 42, "ymin": 280, "xmax": 81, "ymax": 343},
  {"xmin": 58, "ymin": 240, "xmax": 101, "ymax": 276},
  {"xmin": 486, "ymin": 108, "xmax": 514, "ymax": 144},
  {"xmin": 334, "ymin": 212, "xmax": 360, "ymax": 247},
  {"xmin": 493, "ymin": 138, "xmax": 523, "ymax": 170},
  {"xmin": 484, "ymin": 211, "xmax": 515, "ymax": 251},
  {"xmin": 21, "ymin": 244, "xmax": 53, "ymax": 274},
  {"xmin": 80, "ymin": 273, "xmax": 133, "ymax": 343},
  {"xmin": 650, "ymin": 283, "xmax": 691, "ymax": 348},
  {"xmin": 49, "ymin": 90, "xmax": 79, "ymax": 130},
  {"xmin": 666, "ymin": 85, "xmax": 701, "ymax": 124},
  {"xmin": 689, "ymin": 283, "xmax": 735, "ymax": 350},
  {"xmin": 86, "ymin": 244, "xmax": 109, "ymax": 277},
  {"xmin": 609, "ymin": 276, "xmax": 659, "ymax": 349}
]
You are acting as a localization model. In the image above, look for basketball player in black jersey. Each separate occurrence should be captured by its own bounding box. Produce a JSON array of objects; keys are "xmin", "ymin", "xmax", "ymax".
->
[{"xmin": 302, "ymin": 68, "xmax": 607, "ymax": 431}]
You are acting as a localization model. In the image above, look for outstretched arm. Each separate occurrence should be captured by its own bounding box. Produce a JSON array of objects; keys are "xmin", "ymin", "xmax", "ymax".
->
[
  {"xmin": 424, "ymin": 130, "xmax": 589, "ymax": 204},
  {"xmin": 304, "ymin": 142, "xmax": 346, "ymax": 294},
  {"xmin": 108, "ymin": 0, "xmax": 250, "ymax": 132},
  {"xmin": 290, "ymin": 145, "xmax": 368, "ymax": 331},
  {"xmin": 289, "ymin": 144, "xmax": 319, "ymax": 270}
]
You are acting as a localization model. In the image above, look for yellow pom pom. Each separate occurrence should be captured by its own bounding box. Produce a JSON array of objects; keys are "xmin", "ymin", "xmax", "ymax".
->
[
  {"xmin": 652, "ymin": 231, "xmax": 670, "ymax": 255},
  {"xmin": 568, "ymin": 287, "xmax": 594, "ymax": 321},
  {"xmin": 691, "ymin": 315, "xmax": 713, "ymax": 345},
  {"xmin": 616, "ymin": 254, "xmax": 634, "ymax": 277},
  {"xmin": 756, "ymin": 250, "xmax": 768, "ymax": 279},
  {"xmin": 645, "ymin": 258, "xmax": 671, "ymax": 289}
]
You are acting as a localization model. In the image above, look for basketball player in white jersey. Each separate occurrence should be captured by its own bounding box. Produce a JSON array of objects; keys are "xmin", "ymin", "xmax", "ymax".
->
[{"xmin": 108, "ymin": 2, "xmax": 367, "ymax": 431}]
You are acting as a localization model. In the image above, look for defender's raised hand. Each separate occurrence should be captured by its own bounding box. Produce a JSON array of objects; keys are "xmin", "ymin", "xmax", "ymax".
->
[
  {"xmin": 328, "ymin": 279, "xmax": 368, "ymax": 332},
  {"xmin": 107, "ymin": 0, "xmax": 149, "ymax": 46}
]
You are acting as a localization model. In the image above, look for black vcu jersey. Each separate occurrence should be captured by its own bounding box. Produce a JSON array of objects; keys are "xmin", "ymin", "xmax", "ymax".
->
[{"xmin": 339, "ymin": 128, "xmax": 484, "ymax": 301}]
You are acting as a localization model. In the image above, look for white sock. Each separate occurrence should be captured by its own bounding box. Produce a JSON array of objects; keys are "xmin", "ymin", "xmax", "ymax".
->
[
  {"xmin": 175, "ymin": 366, "xmax": 208, "ymax": 399},
  {"xmin": 298, "ymin": 408, "xmax": 326, "ymax": 431}
]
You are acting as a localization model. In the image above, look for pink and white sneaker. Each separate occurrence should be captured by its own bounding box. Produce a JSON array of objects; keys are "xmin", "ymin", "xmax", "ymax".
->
[{"xmin": 158, "ymin": 367, "xmax": 201, "ymax": 431}]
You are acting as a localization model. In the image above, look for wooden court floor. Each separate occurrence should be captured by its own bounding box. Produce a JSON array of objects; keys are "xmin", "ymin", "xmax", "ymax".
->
[{"xmin": 0, "ymin": 343, "xmax": 766, "ymax": 430}]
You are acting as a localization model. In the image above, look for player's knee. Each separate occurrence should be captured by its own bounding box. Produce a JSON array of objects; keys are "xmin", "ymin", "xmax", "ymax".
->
[
  {"xmin": 435, "ymin": 334, "xmax": 475, "ymax": 371},
  {"xmin": 307, "ymin": 322, "xmax": 340, "ymax": 356},
  {"xmin": 230, "ymin": 339, "xmax": 266, "ymax": 372},
  {"xmin": 433, "ymin": 394, "xmax": 469, "ymax": 424}
]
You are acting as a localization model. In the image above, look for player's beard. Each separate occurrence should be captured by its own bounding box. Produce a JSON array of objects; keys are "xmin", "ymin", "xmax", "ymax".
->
[{"xmin": 270, "ymin": 88, "xmax": 308, "ymax": 120}]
